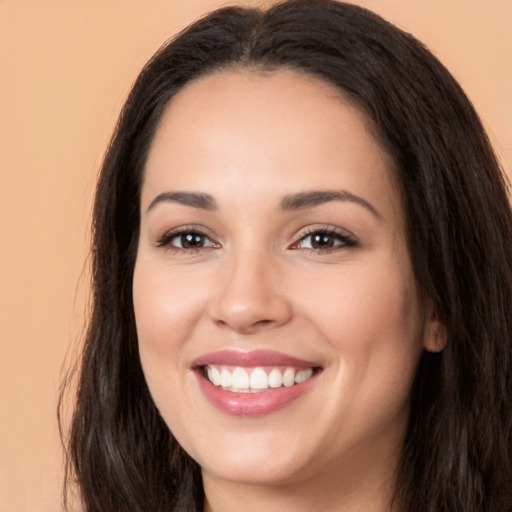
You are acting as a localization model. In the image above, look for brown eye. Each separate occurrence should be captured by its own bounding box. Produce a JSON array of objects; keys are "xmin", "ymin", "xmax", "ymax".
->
[
  {"xmin": 295, "ymin": 229, "xmax": 357, "ymax": 252},
  {"xmin": 310, "ymin": 233, "xmax": 336, "ymax": 249},
  {"xmin": 174, "ymin": 233, "xmax": 207, "ymax": 248},
  {"xmin": 157, "ymin": 230, "xmax": 219, "ymax": 250}
]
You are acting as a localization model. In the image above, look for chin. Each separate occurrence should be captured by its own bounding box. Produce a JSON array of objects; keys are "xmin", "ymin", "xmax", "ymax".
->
[{"xmin": 199, "ymin": 450, "xmax": 309, "ymax": 487}]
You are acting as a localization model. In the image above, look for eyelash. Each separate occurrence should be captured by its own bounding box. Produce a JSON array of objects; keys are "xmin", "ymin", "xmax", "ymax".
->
[
  {"xmin": 156, "ymin": 227, "xmax": 219, "ymax": 252},
  {"xmin": 156, "ymin": 226, "xmax": 357, "ymax": 254},
  {"xmin": 292, "ymin": 226, "xmax": 357, "ymax": 253}
]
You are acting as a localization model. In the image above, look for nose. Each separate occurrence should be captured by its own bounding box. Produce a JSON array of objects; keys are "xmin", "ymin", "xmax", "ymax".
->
[{"xmin": 208, "ymin": 249, "xmax": 292, "ymax": 335}]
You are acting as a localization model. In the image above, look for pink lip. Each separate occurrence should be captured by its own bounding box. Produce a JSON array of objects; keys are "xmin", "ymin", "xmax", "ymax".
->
[
  {"xmin": 192, "ymin": 350, "xmax": 321, "ymax": 417},
  {"xmin": 191, "ymin": 349, "xmax": 319, "ymax": 368}
]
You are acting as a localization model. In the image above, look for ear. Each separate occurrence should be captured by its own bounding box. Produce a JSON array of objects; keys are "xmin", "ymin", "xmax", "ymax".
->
[{"xmin": 423, "ymin": 299, "xmax": 447, "ymax": 353}]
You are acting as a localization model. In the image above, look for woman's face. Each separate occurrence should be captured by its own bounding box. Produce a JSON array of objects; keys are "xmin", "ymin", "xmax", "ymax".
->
[{"xmin": 133, "ymin": 69, "xmax": 439, "ymax": 489}]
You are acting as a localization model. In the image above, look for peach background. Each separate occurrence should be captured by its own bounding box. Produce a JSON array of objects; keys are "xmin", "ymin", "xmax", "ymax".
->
[{"xmin": 0, "ymin": 1, "xmax": 510, "ymax": 510}]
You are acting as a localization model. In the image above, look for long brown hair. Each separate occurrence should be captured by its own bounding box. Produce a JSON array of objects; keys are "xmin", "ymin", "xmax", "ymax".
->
[{"xmin": 60, "ymin": 1, "xmax": 512, "ymax": 510}]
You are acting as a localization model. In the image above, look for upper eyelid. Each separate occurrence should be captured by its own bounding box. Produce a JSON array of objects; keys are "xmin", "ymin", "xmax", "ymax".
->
[
  {"xmin": 154, "ymin": 224, "xmax": 356, "ymax": 248},
  {"xmin": 157, "ymin": 224, "xmax": 216, "ymax": 238},
  {"xmin": 155, "ymin": 225, "xmax": 219, "ymax": 247},
  {"xmin": 291, "ymin": 225, "xmax": 358, "ymax": 250},
  {"xmin": 295, "ymin": 224, "xmax": 355, "ymax": 240}
]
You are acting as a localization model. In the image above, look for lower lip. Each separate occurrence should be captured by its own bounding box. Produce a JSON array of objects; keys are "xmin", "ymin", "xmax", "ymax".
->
[{"xmin": 195, "ymin": 371, "xmax": 318, "ymax": 417}]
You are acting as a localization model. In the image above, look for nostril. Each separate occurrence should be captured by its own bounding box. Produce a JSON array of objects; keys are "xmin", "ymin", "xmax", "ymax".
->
[
  {"xmin": 215, "ymin": 317, "xmax": 274, "ymax": 333},
  {"xmin": 208, "ymin": 272, "xmax": 293, "ymax": 333}
]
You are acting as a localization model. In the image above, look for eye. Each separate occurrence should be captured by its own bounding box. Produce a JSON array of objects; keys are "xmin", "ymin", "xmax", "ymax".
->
[
  {"xmin": 157, "ymin": 229, "xmax": 219, "ymax": 251},
  {"xmin": 293, "ymin": 228, "xmax": 357, "ymax": 252}
]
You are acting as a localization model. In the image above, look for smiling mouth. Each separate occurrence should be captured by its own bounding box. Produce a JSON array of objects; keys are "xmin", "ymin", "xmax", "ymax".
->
[
  {"xmin": 192, "ymin": 350, "xmax": 322, "ymax": 415},
  {"xmin": 202, "ymin": 365, "xmax": 318, "ymax": 393}
]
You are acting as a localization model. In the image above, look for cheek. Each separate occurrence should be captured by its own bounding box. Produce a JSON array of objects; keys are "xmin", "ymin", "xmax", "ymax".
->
[
  {"xmin": 345, "ymin": 268, "xmax": 421, "ymax": 345},
  {"xmin": 132, "ymin": 258, "xmax": 207, "ymax": 407},
  {"xmin": 132, "ymin": 259, "xmax": 210, "ymax": 431},
  {"xmin": 307, "ymin": 261, "xmax": 420, "ymax": 332},
  {"xmin": 133, "ymin": 259, "xmax": 208, "ymax": 353},
  {"xmin": 305, "ymin": 261, "xmax": 424, "ymax": 444},
  {"xmin": 304, "ymin": 258, "xmax": 424, "ymax": 391}
]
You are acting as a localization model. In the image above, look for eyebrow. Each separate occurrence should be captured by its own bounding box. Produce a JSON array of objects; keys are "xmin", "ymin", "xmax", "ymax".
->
[
  {"xmin": 147, "ymin": 191, "xmax": 217, "ymax": 213},
  {"xmin": 146, "ymin": 189, "xmax": 380, "ymax": 218},
  {"xmin": 279, "ymin": 190, "xmax": 381, "ymax": 218}
]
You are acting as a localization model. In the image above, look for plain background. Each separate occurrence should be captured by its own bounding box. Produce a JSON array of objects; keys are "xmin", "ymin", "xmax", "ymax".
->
[{"xmin": 0, "ymin": 1, "xmax": 510, "ymax": 510}]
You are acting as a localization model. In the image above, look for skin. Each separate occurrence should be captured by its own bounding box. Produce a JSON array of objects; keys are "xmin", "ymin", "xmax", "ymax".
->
[{"xmin": 133, "ymin": 69, "xmax": 443, "ymax": 512}]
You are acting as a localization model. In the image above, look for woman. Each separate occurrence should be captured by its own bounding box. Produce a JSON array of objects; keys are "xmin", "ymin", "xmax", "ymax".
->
[{"xmin": 60, "ymin": 1, "xmax": 512, "ymax": 511}]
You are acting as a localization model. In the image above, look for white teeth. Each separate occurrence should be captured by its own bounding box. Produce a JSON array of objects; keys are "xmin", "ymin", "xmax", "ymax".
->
[
  {"xmin": 283, "ymin": 368, "xmax": 295, "ymax": 387},
  {"xmin": 205, "ymin": 365, "xmax": 315, "ymax": 392},
  {"xmin": 295, "ymin": 368, "xmax": 313, "ymax": 383},
  {"xmin": 250, "ymin": 367, "xmax": 268, "ymax": 390},
  {"xmin": 209, "ymin": 366, "xmax": 221, "ymax": 386},
  {"xmin": 220, "ymin": 368, "xmax": 232, "ymax": 388},
  {"xmin": 268, "ymin": 367, "xmax": 283, "ymax": 388},
  {"xmin": 231, "ymin": 367, "xmax": 249, "ymax": 390}
]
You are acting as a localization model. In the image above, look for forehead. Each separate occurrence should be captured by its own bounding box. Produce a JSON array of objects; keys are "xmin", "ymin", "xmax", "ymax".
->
[
  {"xmin": 142, "ymin": 69, "xmax": 401, "ymax": 217},
  {"xmin": 148, "ymin": 68, "xmax": 374, "ymax": 165}
]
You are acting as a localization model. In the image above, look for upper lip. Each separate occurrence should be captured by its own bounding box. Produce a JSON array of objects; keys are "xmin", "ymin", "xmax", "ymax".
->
[{"xmin": 191, "ymin": 350, "xmax": 321, "ymax": 369}]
